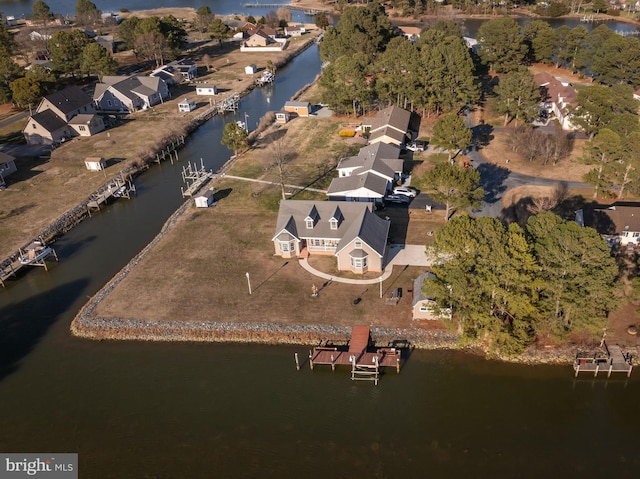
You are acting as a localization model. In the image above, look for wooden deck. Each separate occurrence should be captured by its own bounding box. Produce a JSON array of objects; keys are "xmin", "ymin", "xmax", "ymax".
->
[
  {"xmin": 574, "ymin": 341, "xmax": 633, "ymax": 378},
  {"xmin": 309, "ymin": 326, "xmax": 401, "ymax": 384}
]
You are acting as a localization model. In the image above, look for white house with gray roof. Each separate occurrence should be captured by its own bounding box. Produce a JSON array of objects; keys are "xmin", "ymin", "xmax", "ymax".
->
[
  {"xmin": 272, "ymin": 200, "xmax": 390, "ymax": 274},
  {"xmin": 93, "ymin": 75, "xmax": 169, "ymax": 113},
  {"xmin": 327, "ymin": 142, "xmax": 404, "ymax": 202}
]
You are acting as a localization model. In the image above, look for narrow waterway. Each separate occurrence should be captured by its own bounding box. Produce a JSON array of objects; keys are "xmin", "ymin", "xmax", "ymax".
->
[{"xmin": 1, "ymin": 27, "xmax": 640, "ymax": 479}]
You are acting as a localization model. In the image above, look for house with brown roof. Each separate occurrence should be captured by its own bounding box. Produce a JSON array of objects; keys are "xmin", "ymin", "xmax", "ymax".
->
[
  {"xmin": 533, "ymin": 72, "xmax": 578, "ymax": 131},
  {"xmin": 364, "ymin": 105, "xmax": 413, "ymax": 147},
  {"xmin": 576, "ymin": 202, "xmax": 640, "ymax": 247},
  {"xmin": 272, "ymin": 200, "xmax": 390, "ymax": 274},
  {"xmin": 93, "ymin": 75, "xmax": 170, "ymax": 113}
]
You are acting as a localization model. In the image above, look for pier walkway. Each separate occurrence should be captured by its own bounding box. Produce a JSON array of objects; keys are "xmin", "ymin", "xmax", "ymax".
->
[
  {"xmin": 309, "ymin": 326, "xmax": 401, "ymax": 384},
  {"xmin": 574, "ymin": 341, "xmax": 633, "ymax": 377}
]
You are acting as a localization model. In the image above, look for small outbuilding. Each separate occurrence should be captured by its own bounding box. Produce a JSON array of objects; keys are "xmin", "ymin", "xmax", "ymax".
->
[
  {"xmin": 284, "ymin": 101, "xmax": 312, "ymax": 117},
  {"xmin": 275, "ymin": 111, "xmax": 291, "ymax": 124},
  {"xmin": 245, "ymin": 64, "xmax": 257, "ymax": 75},
  {"xmin": 412, "ymin": 272, "xmax": 452, "ymax": 321},
  {"xmin": 178, "ymin": 98, "xmax": 196, "ymax": 113},
  {"xmin": 196, "ymin": 83, "xmax": 218, "ymax": 96},
  {"xmin": 194, "ymin": 189, "xmax": 216, "ymax": 208},
  {"xmin": 84, "ymin": 156, "xmax": 106, "ymax": 171}
]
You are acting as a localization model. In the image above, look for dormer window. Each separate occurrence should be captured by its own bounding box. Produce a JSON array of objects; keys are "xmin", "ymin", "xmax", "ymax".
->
[
  {"xmin": 306, "ymin": 218, "xmax": 314, "ymax": 229},
  {"xmin": 330, "ymin": 218, "xmax": 338, "ymax": 230}
]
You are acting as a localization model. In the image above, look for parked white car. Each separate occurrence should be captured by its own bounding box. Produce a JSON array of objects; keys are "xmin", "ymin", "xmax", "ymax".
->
[
  {"xmin": 406, "ymin": 141, "xmax": 426, "ymax": 152},
  {"xmin": 393, "ymin": 186, "xmax": 417, "ymax": 198}
]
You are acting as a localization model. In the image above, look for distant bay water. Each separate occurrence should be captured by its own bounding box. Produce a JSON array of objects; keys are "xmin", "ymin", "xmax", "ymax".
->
[{"xmin": 0, "ymin": 0, "xmax": 314, "ymax": 21}]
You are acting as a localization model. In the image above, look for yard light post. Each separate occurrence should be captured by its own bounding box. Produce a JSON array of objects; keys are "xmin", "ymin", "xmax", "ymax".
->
[
  {"xmin": 379, "ymin": 275, "xmax": 383, "ymax": 299},
  {"xmin": 246, "ymin": 272, "xmax": 252, "ymax": 295}
]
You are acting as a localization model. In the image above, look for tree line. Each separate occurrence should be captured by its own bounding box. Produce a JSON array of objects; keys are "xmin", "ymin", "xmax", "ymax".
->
[{"xmin": 424, "ymin": 213, "xmax": 620, "ymax": 355}]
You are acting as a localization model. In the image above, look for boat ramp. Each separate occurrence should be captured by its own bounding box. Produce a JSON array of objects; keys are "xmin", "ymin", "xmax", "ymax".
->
[{"xmin": 304, "ymin": 325, "xmax": 402, "ymax": 385}]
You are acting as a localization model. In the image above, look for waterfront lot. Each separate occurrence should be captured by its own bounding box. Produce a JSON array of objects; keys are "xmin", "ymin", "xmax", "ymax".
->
[{"xmin": 92, "ymin": 115, "xmax": 447, "ymax": 330}]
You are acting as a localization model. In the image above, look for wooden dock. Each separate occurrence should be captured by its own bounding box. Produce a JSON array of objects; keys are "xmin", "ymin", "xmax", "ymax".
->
[
  {"xmin": 309, "ymin": 326, "xmax": 401, "ymax": 385},
  {"xmin": 87, "ymin": 174, "xmax": 136, "ymax": 214},
  {"xmin": 574, "ymin": 341, "xmax": 633, "ymax": 378},
  {"xmin": 180, "ymin": 159, "xmax": 213, "ymax": 197}
]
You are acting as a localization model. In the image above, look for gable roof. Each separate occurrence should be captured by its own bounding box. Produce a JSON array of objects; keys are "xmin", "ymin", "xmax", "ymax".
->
[
  {"xmin": 30, "ymin": 109, "xmax": 68, "ymax": 132},
  {"xmin": 273, "ymin": 200, "xmax": 374, "ymax": 241},
  {"xmin": 358, "ymin": 142, "xmax": 401, "ymax": 160},
  {"xmin": 336, "ymin": 206, "xmax": 390, "ymax": 257},
  {"xmin": 327, "ymin": 172, "xmax": 389, "ymax": 197},
  {"xmin": 369, "ymin": 125, "xmax": 408, "ymax": 144},
  {"xmin": 41, "ymin": 85, "xmax": 92, "ymax": 115},
  {"xmin": 368, "ymin": 105, "xmax": 411, "ymax": 133},
  {"xmin": 94, "ymin": 75, "xmax": 163, "ymax": 103},
  {"xmin": 533, "ymin": 72, "xmax": 577, "ymax": 108}
]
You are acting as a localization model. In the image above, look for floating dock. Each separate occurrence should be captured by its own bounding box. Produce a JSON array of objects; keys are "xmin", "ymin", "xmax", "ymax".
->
[
  {"xmin": 574, "ymin": 341, "xmax": 633, "ymax": 378},
  {"xmin": 309, "ymin": 326, "xmax": 401, "ymax": 385}
]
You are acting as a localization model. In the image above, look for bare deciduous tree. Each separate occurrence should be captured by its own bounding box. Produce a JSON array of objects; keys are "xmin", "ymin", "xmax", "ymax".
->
[{"xmin": 267, "ymin": 137, "xmax": 290, "ymax": 200}]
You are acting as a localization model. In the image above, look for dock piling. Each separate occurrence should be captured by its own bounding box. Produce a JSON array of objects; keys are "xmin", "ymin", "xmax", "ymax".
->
[{"xmin": 294, "ymin": 352, "xmax": 300, "ymax": 371}]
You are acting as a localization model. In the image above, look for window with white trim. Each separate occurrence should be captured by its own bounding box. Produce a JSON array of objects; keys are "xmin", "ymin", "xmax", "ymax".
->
[
  {"xmin": 306, "ymin": 219, "xmax": 313, "ymax": 229},
  {"xmin": 354, "ymin": 240, "xmax": 362, "ymax": 249},
  {"xmin": 330, "ymin": 218, "xmax": 338, "ymax": 230}
]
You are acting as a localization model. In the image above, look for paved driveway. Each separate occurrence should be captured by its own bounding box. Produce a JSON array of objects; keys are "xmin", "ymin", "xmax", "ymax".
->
[{"xmin": 387, "ymin": 244, "xmax": 431, "ymax": 266}]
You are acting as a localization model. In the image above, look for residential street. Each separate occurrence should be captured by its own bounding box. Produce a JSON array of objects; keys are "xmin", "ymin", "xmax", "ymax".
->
[{"xmin": 464, "ymin": 111, "xmax": 588, "ymax": 218}]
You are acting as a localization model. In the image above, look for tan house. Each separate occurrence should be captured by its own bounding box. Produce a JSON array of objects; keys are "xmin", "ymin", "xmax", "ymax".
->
[
  {"xmin": 24, "ymin": 85, "xmax": 96, "ymax": 145},
  {"xmin": 23, "ymin": 109, "xmax": 72, "ymax": 145},
  {"xmin": 284, "ymin": 101, "xmax": 312, "ymax": 117},
  {"xmin": 273, "ymin": 200, "xmax": 390, "ymax": 274},
  {"xmin": 69, "ymin": 114, "xmax": 105, "ymax": 137},
  {"xmin": 36, "ymin": 85, "xmax": 94, "ymax": 122},
  {"xmin": 365, "ymin": 105, "xmax": 412, "ymax": 147},
  {"xmin": 245, "ymin": 30, "xmax": 271, "ymax": 47}
]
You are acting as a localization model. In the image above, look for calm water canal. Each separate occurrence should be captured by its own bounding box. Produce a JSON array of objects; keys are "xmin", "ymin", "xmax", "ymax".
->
[{"xmin": 0, "ymin": 8, "xmax": 640, "ymax": 479}]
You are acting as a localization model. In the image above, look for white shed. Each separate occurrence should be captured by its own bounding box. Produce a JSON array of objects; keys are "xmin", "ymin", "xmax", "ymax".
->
[
  {"xmin": 84, "ymin": 157, "xmax": 105, "ymax": 171},
  {"xmin": 194, "ymin": 189, "xmax": 216, "ymax": 208},
  {"xmin": 196, "ymin": 83, "xmax": 218, "ymax": 96},
  {"xmin": 245, "ymin": 64, "xmax": 257, "ymax": 75},
  {"xmin": 178, "ymin": 98, "xmax": 196, "ymax": 112}
]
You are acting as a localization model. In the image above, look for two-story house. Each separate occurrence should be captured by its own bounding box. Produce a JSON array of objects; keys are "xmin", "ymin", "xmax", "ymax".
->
[
  {"xmin": 272, "ymin": 200, "xmax": 390, "ymax": 274},
  {"xmin": 576, "ymin": 202, "xmax": 640, "ymax": 247},
  {"xmin": 93, "ymin": 75, "xmax": 170, "ymax": 114}
]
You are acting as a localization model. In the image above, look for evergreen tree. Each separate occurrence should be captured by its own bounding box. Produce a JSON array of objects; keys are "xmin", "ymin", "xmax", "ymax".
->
[
  {"xmin": 591, "ymin": 35, "xmax": 640, "ymax": 87},
  {"xmin": 423, "ymin": 161, "xmax": 483, "ymax": 220},
  {"xmin": 613, "ymin": 131, "xmax": 640, "ymax": 199},
  {"xmin": 208, "ymin": 18, "xmax": 231, "ymax": 41},
  {"xmin": 572, "ymin": 84, "xmax": 639, "ymax": 137},
  {"xmin": 420, "ymin": 35, "xmax": 479, "ymax": 114},
  {"xmin": 194, "ymin": 5, "xmax": 214, "ymax": 35},
  {"xmin": 0, "ymin": 14, "xmax": 16, "ymax": 57},
  {"xmin": 0, "ymin": 55, "xmax": 24, "ymax": 103},
  {"xmin": 81, "ymin": 41, "xmax": 118, "ymax": 80},
  {"xmin": 493, "ymin": 67, "xmax": 541, "ymax": 127},
  {"xmin": 526, "ymin": 212, "xmax": 619, "ymax": 340},
  {"xmin": 522, "ymin": 20, "xmax": 555, "ymax": 64},
  {"xmin": 221, "ymin": 122, "xmax": 248, "ymax": 158},
  {"xmin": 477, "ymin": 17, "xmax": 527, "ymax": 73},
  {"xmin": 374, "ymin": 37, "xmax": 420, "ymax": 110},
  {"xmin": 75, "ymin": 0, "xmax": 101, "ymax": 27},
  {"xmin": 430, "ymin": 113, "xmax": 473, "ymax": 161},
  {"xmin": 581, "ymin": 128, "xmax": 621, "ymax": 198},
  {"xmin": 32, "ymin": 0, "xmax": 55, "ymax": 25},
  {"xmin": 9, "ymin": 77, "xmax": 43, "ymax": 111},
  {"xmin": 49, "ymin": 30, "xmax": 91, "ymax": 77}
]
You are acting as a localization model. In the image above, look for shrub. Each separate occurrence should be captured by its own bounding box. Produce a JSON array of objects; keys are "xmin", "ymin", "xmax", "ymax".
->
[{"xmin": 339, "ymin": 129, "xmax": 355, "ymax": 137}]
